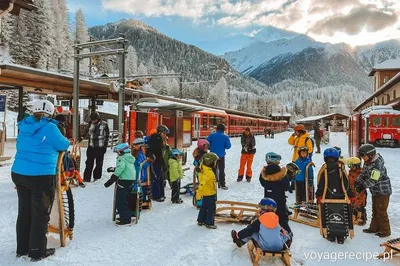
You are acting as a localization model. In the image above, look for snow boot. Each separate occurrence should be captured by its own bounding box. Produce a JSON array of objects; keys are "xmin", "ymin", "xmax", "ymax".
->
[
  {"xmin": 206, "ymin": 224, "xmax": 217, "ymax": 229},
  {"xmin": 197, "ymin": 222, "xmax": 204, "ymax": 226},
  {"xmin": 16, "ymin": 253, "xmax": 27, "ymax": 258},
  {"xmin": 326, "ymin": 235, "xmax": 336, "ymax": 242},
  {"xmin": 237, "ymin": 175, "xmax": 243, "ymax": 182},
  {"xmin": 116, "ymin": 220, "xmax": 131, "ymax": 226},
  {"xmin": 246, "ymin": 176, "xmax": 251, "ymax": 182},
  {"xmin": 363, "ymin": 228, "xmax": 377, "ymax": 234},
  {"xmin": 231, "ymin": 230, "xmax": 245, "ymax": 247},
  {"xmin": 336, "ymin": 236, "xmax": 345, "ymax": 244},
  {"xmin": 30, "ymin": 248, "xmax": 55, "ymax": 262},
  {"xmin": 172, "ymin": 199, "xmax": 183, "ymax": 204},
  {"xmin": 220, "ymin": 185, "xmax": 228, "ymax": 190},
  {"xmin": 375, "ymin": 232, "xmax": 390, "ymax": 238},
  {"xmin": 79, "ymin": 182, "xmax": 86, "ymax": 188}
]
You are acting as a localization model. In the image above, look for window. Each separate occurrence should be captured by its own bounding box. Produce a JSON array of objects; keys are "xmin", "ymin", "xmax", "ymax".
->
[
  {"xmin": 202, "ymin": 116, "xmax": 208, "ymax": 130},
  {"xmin": 392, "ymin": 117, "xmax": 400, "ymax": 126},
  {"xmin": 384, "ymin": 117, "xmax": 390, "ymax": 127},
  {"xmin": 384, "ymin": 76, "xmax": 390, "ymax": 83},
  {"xmin": 221, "ymin": 117, "xmax": 226, "ymax": 125},
  {"xmin": 372, "ymin": 117, "xmax": 382, "ymax": 126}
]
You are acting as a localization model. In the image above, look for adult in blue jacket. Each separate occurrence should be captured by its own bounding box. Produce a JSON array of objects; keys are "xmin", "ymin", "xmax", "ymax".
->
[
  {"xmin": 11, "ymin": 100, "xmax": 70, "ymax": 262},
  {"xmin": 207, "ymin": 123, "xmax": 231, "ymax": 189}
]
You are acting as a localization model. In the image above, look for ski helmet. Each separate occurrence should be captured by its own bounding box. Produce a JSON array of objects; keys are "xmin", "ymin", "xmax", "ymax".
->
[
  {"xmin": 358, "ymin": 144, "xmax": 376, "ymax": 157},
  {"xmin": 286, "ymin": 162, "xmax": 300, "ymax": 176},
  {"xmin": 201, "ymin": 152, "xmax": 219, "ymax": 168},
  {"xmin": 90, "ymin": 111, "xmax": 101, "ymax": 121},
  {"xmin": 297, "ymin": 146, "xmax": 308, "ymax": 156},
  {"xmin": 259, "ymin": 198, "xmax": 277, "ymax": 212},
  {"xmin": 171, "ymin": 148, "xmax": 184, "ymax": 158},
  {"xmin": 323, "ymin": 147, "xmax": 339, "ymax": 162},
  {"xmin": 157, "ymin": 125, "xmax": 169, "ymax": 134},
  {"xmin": 265, "ymin": 152, "xmax": 281, "ymax": 164},
  {"xmin": 133, "ymin": 138, "xmax": 145, "ymax": 146},
  {"xmin": 333, "ymin": 146, "xmax": 342, "ymax": 157},
  {"xmin": 32, "ymin": 100, "xmax": 55, "ymax": 117},
  {"xmin": 197, "ymin": 139, "xmax": 210, "ymax": 151},
  {"xmin": 113, "ymin": 143, "xmax": 131, "ymax": 154},
  {"xmin": 346, "ymin": 157, "xmax": 361, "ymax": 168},
  {"xmin": 216, "ymin": 123, "xmax": 226, "ymax": 131},
  {"xmin": 134, "ymin": 130, "xmax": 144, "ymax": 138}
]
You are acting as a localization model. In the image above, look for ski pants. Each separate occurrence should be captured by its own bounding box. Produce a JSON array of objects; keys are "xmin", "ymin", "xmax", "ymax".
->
[
  {"xmin": 277, "ymin": 202, "xmax": 291, "ymax": 234},
  {"xmin": 369, "ymin": 195, "xmax": 391, "ymax": 235},
  {"xmin": 238, "ymin": 154, "xmax": 254, "ymax": 178},
  {"xmin": 151, "ymin": 163, "xmax": 165, "ymax": 199},
  {"xmin": 197, "ymin": 194, "xmax": 216, "ymax": 226},
  {"xmin": 116, "ymin": 180, "xmax": 134, "ymax": 223},
  {"xmin": 83, "ymin": 146, "xmax": 106, "ymax": 182},
  {"xmin": 11, "ymin": 172, "xmax": 55, "ymax": 259},
  {"xmin": 295, "ymin": 181, "xmax": 306, "ymax": 203},
  {"xmin": 315, "ymin": 138, "xmax": 321, "ymax": 153},
  {"xmin": 213, "ymin": 157, "xmax": 226, "ymax": 187},
  {"xmin": 171, "ymin": 179, "xmax": 181, "ymax": 202}
]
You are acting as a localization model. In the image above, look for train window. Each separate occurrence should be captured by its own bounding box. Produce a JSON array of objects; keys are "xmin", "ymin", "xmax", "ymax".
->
[
  {"xmin": 372, "ymin": 117, "xmax": 381, "ymax": 126},
  {"xmin": 384, "ymin": 117, "xmax": 390, "ymax": 127},
  {"xmin": 203, "ymin": 116, "xmax": 208, "ymax": 130},
  {"xmin": 392, "ymin": 117, "xmax": 400, "ymax": 126},
  {"xmin": 221, "ymin": 117, "xmax": 226, "ymax": 125}
]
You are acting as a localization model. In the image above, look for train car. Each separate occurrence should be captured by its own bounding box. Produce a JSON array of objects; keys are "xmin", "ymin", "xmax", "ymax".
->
[
  {"xmin": 258, "ymin": 118, "xmax": 274, "ymax": 134},
  {"xmin": 228, "ymin": 114, "xmax": 258, "ymax": 137},
  {"xmin": 349, "ymin": 105, "xmax": 400, "ymax": 156},
  {"xmin": 192, "ymin": 109, "xmax": 228, "ymax": 139}
]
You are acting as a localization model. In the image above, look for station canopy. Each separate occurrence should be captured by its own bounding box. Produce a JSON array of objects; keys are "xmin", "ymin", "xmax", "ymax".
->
[
  {"xmin": 296, "ymin": 113, "xmax": 349, "ymax": 124},
  {"xmin": 136, "ymin": 98, "xmax": 203, "ymax": 112}
]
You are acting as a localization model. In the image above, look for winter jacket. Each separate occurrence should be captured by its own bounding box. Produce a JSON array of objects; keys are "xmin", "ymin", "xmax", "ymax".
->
[
  {"xmin": 348, "ymin": 168, "xmax": 367, "ymax": 208},
  {"xmin": 356, "ymin": 154, "xmax": 391, "ymax": 196},
  {"xmin": 259, "ymin": 164, "xmax": 290, "ymax": 205},
  {"xmin": 134, "ymin": 150, "xmax": 146, "ymax": 181},
  {"xmin": 12, "ymin": 116, "xmax": 70, "ymax": 176},
  {"xmin": 238, "ymin": 212, "xmax": 291, "ymax": 252},
  {"xmin": 316, "ymin": 162, "xmax": 354, "ymax": 200},
  {"xmin": 196, "ymin": 164, "xmax": 216, "ymax": 200},
  {"xmin": 241, "ymin": 133, "xmax": 256, "ymax": 154},
  {"xmin": 313, "ymin": 129, "xmax": 323, "ymax": 140},
  {"xmin": 294, "ymin": 157, "xmax": 314, "ymax": 183},
  {"xmin": 288, "ymin": 132, "xmax": 313, "ymax": 162},
  {"xmin": 169, "ymin": 158, "xmax": 183, "ymax": 183},
  {"xmin": 147, "ymin": 133, "xmax": 164, "ymax": 166},
  {"xmin": 87, "ymin": 120, "xmax": 110, "ymax": 148},
  {"xmin": 207, "ymin": 130, "xmax": 231, "ymax": 158},
  {"xmin": 114, "ymin": 153, "xmax": 136, "ymax": 181}
]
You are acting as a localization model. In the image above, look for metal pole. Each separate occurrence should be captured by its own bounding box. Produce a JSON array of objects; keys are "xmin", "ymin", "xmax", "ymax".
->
[
  {"xmin": 73, "ymin": 44, "xmax": 80, "ymax": 141},
  {"xmin": 179, "ymin": 73, "xmax": 183, "ymax": 98},
  {"xmin": 89, "ymin": 36, "xmax": 92, "ymax": 77},
  {"xmin": 118, "ymin": 38, "xmax": 126, "ymax": 143}
]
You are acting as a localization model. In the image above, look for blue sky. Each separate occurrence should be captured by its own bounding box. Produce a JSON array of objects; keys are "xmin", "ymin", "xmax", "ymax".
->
[{"xmin": 66, "ymin": 0, "xmax": 400, "ymax": 54}]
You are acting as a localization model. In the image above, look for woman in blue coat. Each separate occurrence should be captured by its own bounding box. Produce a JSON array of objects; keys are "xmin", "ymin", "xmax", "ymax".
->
[{"xmin": 11, "ymin": 100, "xmax": 70, "ymax": 261}]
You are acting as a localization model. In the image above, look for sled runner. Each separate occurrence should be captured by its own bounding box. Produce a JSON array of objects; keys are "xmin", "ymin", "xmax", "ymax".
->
[
  {"xmin": 318, "ymin": 165, "xmax": 354, "ymax": 239},
  {"xmin": 48, "ymin": 152, "xmax": 75, "ymax": 247},
  {"xmin": 71, "ymin": 139, "xmax": 81, "ymax": 171},
  {"xmin": 247, "ymin": 239, "xmax": 291, "ymax": 266},
  {"xmin": 289, "ymin": 202, "xmax": 320, "ymax": 228},
  {"xmin": 379, "ymin": 237, "xmax": 400, "ymax": 259},
  {"xmin": 215, "ymin": 201, "xmax": 259, "ymax": 224}
]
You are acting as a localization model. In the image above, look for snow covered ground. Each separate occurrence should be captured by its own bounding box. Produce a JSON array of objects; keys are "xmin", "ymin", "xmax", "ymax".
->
[{"xmin": 0, "ymin": 132, "xmax": 399, "ymax": 266}]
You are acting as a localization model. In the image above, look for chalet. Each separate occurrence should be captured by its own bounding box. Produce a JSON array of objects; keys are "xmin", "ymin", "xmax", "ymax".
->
[
  {"xmin": 0, "ymin": 0, "xmax": 36, "ymax": 16},
  {"xmin": 354, "ymin": 59, "xmax": 400, "ymax": 111}
]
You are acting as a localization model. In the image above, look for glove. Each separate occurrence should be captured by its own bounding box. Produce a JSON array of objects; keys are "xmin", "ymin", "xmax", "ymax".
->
[
  {"xmin": 196, "ymin": 198, "xmax": 203, "ymax": 208},
  {"xmin": 317, "ymin": 197, "xmax": 322, "ymax": 204},
  {"xmin": 77, "ymin": 137, "xmax": 83, "ymax": 143},
  {"xmin": 350, "ymin": 197, "xmax": 355, "ymax": 204},
  {"xmin": 107, "ymin": 167, "xmax": 115, "ymax": 173},
  {"xmin": 104, "ymin": 174, "xmax": 118, "ymax": 188}
]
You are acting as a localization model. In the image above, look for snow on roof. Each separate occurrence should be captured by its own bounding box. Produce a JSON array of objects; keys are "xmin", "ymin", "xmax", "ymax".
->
[
  {"xmin": 364, "ymin": 109, "xmax": 400, "ymax": 117},
  {"xmin": 137, "ymin": 98, "xmax": 203, "ymax": 112},
  {"xmin": 296, "ymin": 113, "xmax": 349, "ymax": 123},
  {"xmin": 271, "ymin": 113, "xmax": 292, "ymax": 117},
  {"xmin": 360, "ymin": 105, "xmax": 393, "ymax": 115},
  {"xmin": 369, "ymin": 59, "xmax": 400, "ymax": 76}
]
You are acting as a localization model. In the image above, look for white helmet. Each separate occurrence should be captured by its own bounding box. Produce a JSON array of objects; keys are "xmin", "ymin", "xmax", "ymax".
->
[{"xmin": 32, "ymin": 100, "xmax": 55, "ymax": 116}]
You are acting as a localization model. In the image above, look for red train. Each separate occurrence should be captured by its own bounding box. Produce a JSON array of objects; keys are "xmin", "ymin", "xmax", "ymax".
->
[{"xmin": 349, "ymin": 105, "xmax": 400, "ymax": 156}]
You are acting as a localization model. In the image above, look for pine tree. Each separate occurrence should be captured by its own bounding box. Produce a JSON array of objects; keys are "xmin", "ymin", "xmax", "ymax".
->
[
  {"xmin": 125, "ymin": 45, "xmax": 138, "ymax": 76},
  {"xmin": 207, "ymin": 76, "xmax": 228, "ymax": 108},
  {"xmin": 74, "ymin": 8, "xmax": 90, "ymax": 75}
]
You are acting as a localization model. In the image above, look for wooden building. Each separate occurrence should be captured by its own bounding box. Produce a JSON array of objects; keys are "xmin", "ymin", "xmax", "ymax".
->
[{"xmin": 354, "ymin": 59, "xmax": 400, "ymax": 112}]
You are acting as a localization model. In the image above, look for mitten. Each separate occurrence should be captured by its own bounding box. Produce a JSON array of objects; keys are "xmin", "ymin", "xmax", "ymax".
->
[{"xmin": 107, "ymin": 167, "xmax": 115, "ymax": 173}]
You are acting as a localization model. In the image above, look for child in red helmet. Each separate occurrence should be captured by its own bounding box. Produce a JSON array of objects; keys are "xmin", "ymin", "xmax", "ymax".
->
[{"xmin": 231, "ymin": 198, "xmax": 292, "ymax": 252}]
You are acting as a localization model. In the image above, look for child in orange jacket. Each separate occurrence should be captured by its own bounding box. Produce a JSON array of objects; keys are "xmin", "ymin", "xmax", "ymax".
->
[{"xmin": 347, "ymin": 157, "xmax": 367, "ymax": 226}]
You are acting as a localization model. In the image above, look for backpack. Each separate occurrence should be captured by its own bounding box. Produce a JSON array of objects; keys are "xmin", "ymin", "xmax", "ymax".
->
[{"xmin": 305, "ymin": 137, "xmax": 315, "ymax": 156}]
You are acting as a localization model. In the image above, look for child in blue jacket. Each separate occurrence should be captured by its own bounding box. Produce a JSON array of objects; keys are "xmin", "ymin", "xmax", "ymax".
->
[
  {"xmin": 294, "ymin": 146, "xmax": 314, "ymax": 203},
  {"xmin": 231, "ymin": 198, "xmax": 292, "ymax": 252}
]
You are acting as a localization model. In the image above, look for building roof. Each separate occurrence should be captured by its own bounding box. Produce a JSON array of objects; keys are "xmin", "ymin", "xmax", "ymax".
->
[
  {"xmin": 295, "ymin": 113, "xmax": 349, "ymax": 123},
  {"xmin": 270, "ymin": 113, "xmax": 292, "ymax": 117},
  {"xmin": 354, "ymin": 71, "xmax": 400, "ymax": 111},
  {"xmin": 368, "ymin": 59, "xmax": 400, "ymax": 76},
  {"xmin": 0, "ymin": 0, "xmax": 36, "ymax": 15}
]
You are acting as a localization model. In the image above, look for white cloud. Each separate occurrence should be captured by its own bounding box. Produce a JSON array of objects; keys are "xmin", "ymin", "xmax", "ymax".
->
[{"xmin": 101, "ymin": 0, "xmax": 400, "ymax": 45}]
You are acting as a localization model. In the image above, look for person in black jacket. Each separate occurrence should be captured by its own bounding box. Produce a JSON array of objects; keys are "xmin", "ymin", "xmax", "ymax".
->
[
  {"xmin": 237, "ymin": 127, "xmax": 256, "ymax": 182},
  {"xmin": 147, "ymin": 125, "xmax": 169, "ymax": 202},
  {"xmin": 259, "ymin": 152, "xmax": 292, "ymax": 234},
  {"xmin": 316, "ymin": 147, "xmax": 355, "ymax": 244}
]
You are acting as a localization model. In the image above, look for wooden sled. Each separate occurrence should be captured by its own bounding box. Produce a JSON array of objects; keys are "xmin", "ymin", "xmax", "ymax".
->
[
  {"xmin": 379, "ymin": 237, "xmax": 400, "ymax": 259},
  {"xmin": 247, "ymin": 240, "xmax": 291, "ymax": 266},
  {"xmin": 48, "ymin": 152, "xmax": 74, "ymax": 247},
  {"xmin": 215, "ymin": 201, "xmax": 259, "ymax": 224},
  {"xmin": 289, "ymin": 202, "xmax": 320, "ymax": 228}
]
